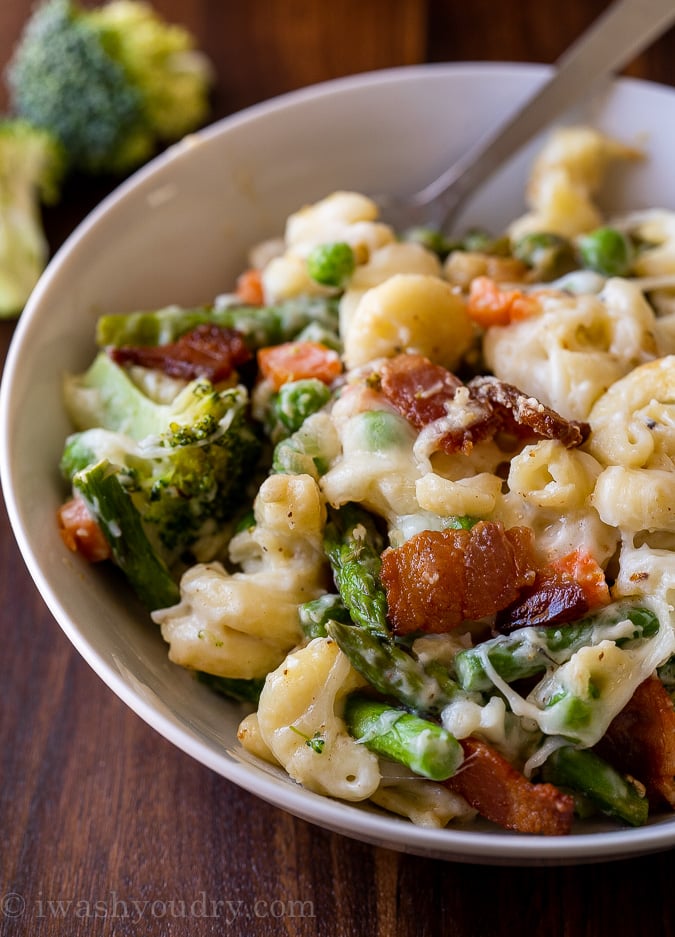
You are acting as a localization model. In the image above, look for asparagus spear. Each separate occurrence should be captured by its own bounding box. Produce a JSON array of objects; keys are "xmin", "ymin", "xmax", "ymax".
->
[
  {"xmin": 543, "ymin": 746, "xmax": 649, "ymax": 827},
  {"xmin": 455, "ymin": 602, "xmax": 659, "ymax": 693},
  {"xmin": 96, "ymin": 296, "xmax": 340, "ymax": 350},
  {"xmin": 327, "ymin": 620, "xmax": 459, "ymax": 717},
  {"xmin": 298, "ymin": 593, "xmax": 351, "ymax": 640},
  {"xmin": 323, "ymin": 503, "xmax": 389, "ymax": 639},
  {"xmin": 344, "ymin": 693, "xmax": 464, "ymax": 781}
]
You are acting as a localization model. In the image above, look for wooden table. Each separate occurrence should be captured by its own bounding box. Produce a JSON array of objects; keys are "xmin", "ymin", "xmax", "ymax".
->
[{"xmin": 2, "ymin": 3, "xmax": 675, "ymax": 935}]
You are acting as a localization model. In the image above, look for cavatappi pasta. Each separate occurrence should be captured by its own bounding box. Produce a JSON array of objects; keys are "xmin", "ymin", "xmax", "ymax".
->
[{"xmin": 60, "ymin": 125, "xmax": 675, "ymax": 835}]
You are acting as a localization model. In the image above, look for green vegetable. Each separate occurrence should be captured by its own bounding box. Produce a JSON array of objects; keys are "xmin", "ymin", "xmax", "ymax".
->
[
  {"xmin": 7, "ymin": 0, "xmax": 212, "ymax": 175},
  {"xmin": 266, "ymin": 379, "xmax": 331, "ymax": 442},
  {"xmin": 306, "ymin": 241, "xmax": 355, "ymax": 288},
  {"xmin": 196, "ymin": 671, "xmax": 264, "ymax": 704},
  {"xmin": 0, "ymin": 118, "xmax": 65, "ymax": 317},
  {"xmin": 577, "ymin": 226, "xmax": 635, "ymax": 277},
  {"xmin": 327, "ymin": 620, "xmax": 459, "ymax": 716},
  {"xmin": 95, "ymin": 296, "xmax": 340, "ymax": 350},
  {"xmin": 460, "ymin": 229, "xmax": 510, "ymax": 255},
  {"xmin": 543, "ymin": 746, "xmax": 648, "ymax": 827},
  {"xmin": 323, "ymin": 503, "xmax": 389, "ymax": 639},
  {"xmin": 271, "ymin": 412, "xmax": 335, "ymax": 478},
  {"xmin": 73, "ymin": 459, "xmax": 180, "ymax": 610},
  {"xmin": 399, "ymin": 226, "xmax": 458, "ymax": 259},
  {"xmin": 512, "ymin": 231, "xmax": 576, "ymax": 280},
  {"xmin": 353, "ymin": 409, "xmax": 413, "ymax": 452},
  {"xmin": 298, "ymin": 593, "xmax": 351, "ymax": 640},
  {"xmin": 454, "ymin": 602, "xmax": 659, "ymax": 693},
  {"xmin": 62, "ymin": 355, "xmax": 260, "ymax": 590},
  {"xmin": 344, "ymin": 694, "xmax": 464, "ymax": 781}
]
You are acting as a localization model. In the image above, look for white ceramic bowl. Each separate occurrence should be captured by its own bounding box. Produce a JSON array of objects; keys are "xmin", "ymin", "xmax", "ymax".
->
[{"xmin": 4, "ymin": 63, "xmax": 675, "ymax": 865}]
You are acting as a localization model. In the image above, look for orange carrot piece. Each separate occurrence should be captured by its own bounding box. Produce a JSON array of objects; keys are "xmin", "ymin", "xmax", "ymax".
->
[
  {"xmin": 257, "ymin": 341, "xmax": 342, "ymax": 390},
  {"xmin": 467, "ymin": 275, "xmax": 541, "ymax": 328},
  {"xmin": 549, "ymin": 548, "xmax": 611, "ymax": 609},
  {"xmin": 445, "ymin": 737, "xmax": 574, "ymax": 835},
  {"xmin": 235, "ymin": 268, "xmax": 265, "ymax": 306},
  {"xmin": 57, "ymin": 495, "xmax": 111, "ymax": 563}
]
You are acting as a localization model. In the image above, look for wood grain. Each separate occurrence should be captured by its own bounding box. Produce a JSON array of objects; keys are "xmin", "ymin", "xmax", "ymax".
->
[{"xmin": 2, "ymin": 2, "xmax": 675, "ymax": 935}]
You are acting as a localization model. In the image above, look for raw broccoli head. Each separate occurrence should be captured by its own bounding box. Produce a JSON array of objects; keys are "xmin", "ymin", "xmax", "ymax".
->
[
  {"xmin": 0, "ymin": 118, "xmax": 65, "ymax": 317},
  {"xmin": 7, "ymin": 0, "xmax": 212, "ymax": 175}
]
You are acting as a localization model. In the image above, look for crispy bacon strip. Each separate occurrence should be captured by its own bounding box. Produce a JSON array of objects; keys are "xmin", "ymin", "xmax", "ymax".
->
[
  {"xmin": 468, "ymin": 375, "xmax": 590, "ymax": 448},
  {"xmin": 109, "ymin": 324, "xmax": 251, "ymax": 382},
  {"xmin": 378, "ymin": 354, "xmax": 497, "ymax": 455},
  {"xmin": 496, "ymin": 566, "xmax": 589, "ymax": 633},
  {"xmin": 595, "ymin": 676, "xmax": 675, "ymax": 808},
  {"xmin": 377, "ymin": 354, "xmax": 588, "ymax": 456},
  {"xmin": 496, "ymin": 549, "xmax": 610, "ymax": 633},
  {"xmin": 445, "ymin": 737, "xmax": 575, "ymax": 835},
  {"xmin": 380, "ymin": 521, "xmax": 537, "ymax": 634}
]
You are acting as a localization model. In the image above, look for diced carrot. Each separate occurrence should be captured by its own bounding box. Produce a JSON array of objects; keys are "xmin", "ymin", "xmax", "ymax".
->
[
  {"xmin": 257, "ymin": 341, "xmax": 342, "ymax": 390},
  {"xmin": 549, "ymin": 548, "xmax": 610, "ymax": 609},
  {"xmin": 444, "ymin": 737, "xmax": 574, "ymax": 835},
  {"xmin": 57, "ymin": 495, "xmax": 111, "ymax": 563},
  {"xmin": 235, "ymin": 268, "xmax": 265, "ymax": 306},
  {"xmin": 466, "ymin": 275, "xmax": 541, "ymax": 328}
]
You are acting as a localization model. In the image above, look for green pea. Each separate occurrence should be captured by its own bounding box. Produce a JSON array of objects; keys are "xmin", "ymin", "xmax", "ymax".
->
[
  {"xmin": 306, "ymin": 241, "xmax": 355, "ymax": 287},
  {"xmin": 400, "ymin": 226, "xmax": 458, "ymax": 258},
  {"xmin": 577, "ymin": 227, "xmax": 635, "ymax": 277},
  {"xmin": 512, "ymin": 231, "xmax": 576, "ymax": 280}
]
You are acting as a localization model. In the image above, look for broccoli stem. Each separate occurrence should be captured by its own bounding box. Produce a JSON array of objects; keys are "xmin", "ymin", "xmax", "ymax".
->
[
  {"xmin": 543, "ymin": 746, "xmax": 648, "ymax": 827},
  {"xmin": 327, "ymin": 620, "xmax": 459, "ymax": 717},
  {"xmin": 323, "ymin": 503, "xmax": 389, "ymax": 640},
  {"xmin": 95, "ymin": 296, "xmax": 340, "ymax": 350},
  {"xmin": 344, "ymin": 693, "xmax": 464, "ymax": 781},
  {"xmin": 454, "ymin": 602, "xmax": 659, "ymax": 693},
  {"xmin": 73, "ymin": 459, "xmax": 180, "ymax": 610}
]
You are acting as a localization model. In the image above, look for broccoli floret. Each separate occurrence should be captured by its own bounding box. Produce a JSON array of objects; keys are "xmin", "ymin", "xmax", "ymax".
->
[
  {"xmin": 62, "ymin": 354, "xmax": 261, "ymax": 606},
  {"xmin": 7, "ymin": 0, "xmax": 212, "ymax": 175},
  {"xmin": 0, "ymin": 118, "xmax": 65, "ymax": 317}
]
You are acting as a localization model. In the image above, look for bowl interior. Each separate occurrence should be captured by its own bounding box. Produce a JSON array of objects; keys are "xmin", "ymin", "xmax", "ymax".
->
[{"xmin": 4, "ymin": 63, "xmax": 675, "ymax": 864}]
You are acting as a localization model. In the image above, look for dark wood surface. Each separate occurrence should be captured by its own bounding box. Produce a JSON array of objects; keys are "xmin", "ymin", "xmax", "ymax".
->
[{"xmin": 2, "ymin": 3, "xmax": 675, "ymax": 935}]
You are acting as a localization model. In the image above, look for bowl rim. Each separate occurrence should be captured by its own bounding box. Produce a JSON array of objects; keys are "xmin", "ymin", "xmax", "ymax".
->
[{"xmin": 3, "ymin": 60, "xmax": 675, "ymax": 865}]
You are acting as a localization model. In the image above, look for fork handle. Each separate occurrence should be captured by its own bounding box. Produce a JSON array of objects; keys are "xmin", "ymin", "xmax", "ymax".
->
[{"xmin": 417, "ymin": 0, "xmax": 675, "ymax": 229}]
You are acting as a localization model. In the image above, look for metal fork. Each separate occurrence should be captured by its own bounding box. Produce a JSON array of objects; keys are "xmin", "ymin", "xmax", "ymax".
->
[{"xmin": 377, "ymin": 0, "xmax": 675, "ymax": 233}]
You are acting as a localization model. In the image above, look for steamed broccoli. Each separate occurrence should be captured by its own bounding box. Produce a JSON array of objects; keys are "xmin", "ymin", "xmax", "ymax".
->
[
  {"xmin": 61, "ymin": 353, "xmax": 261, "ymax": 607},
  {"xmin": 7, "ymin": 0, "xmax": 213, "ymax": 175},
  {"xmin": 0, "ymin": 118, "xmax": 65, "ymax": 317}
]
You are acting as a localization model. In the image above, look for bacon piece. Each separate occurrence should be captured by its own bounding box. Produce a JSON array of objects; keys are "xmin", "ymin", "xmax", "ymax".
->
[
  {"xmin": 378, "ymin": 354, "xmax": 496, "ymax": 455},
  {"xmin": 58, "ymin": 495, "xmax": 111, "ymax": 562},
  {"xmin": 468, "ymin": 375, "xmax": 590, "ymax": 448},
  {"xmin": 377, "ymin": 354, "xmax": 588, "ymax": 456},
  {"xmin": 109, "ymin": 324, "xmax": 251, "ymax": 382},
  {"xmin": 496, "ymin": 565, "xmax": 590, "ymax": 633},
  {"xmin": 595, "ymin": 676, "xmax": 675, "ymax": 808},
  {"xmin": 445, "ymin": 737, "xmax": 575, "ymax": 835},
  {"xmin": 380, "ymin": 521, "xmax": 537, "ymax": 634}
]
